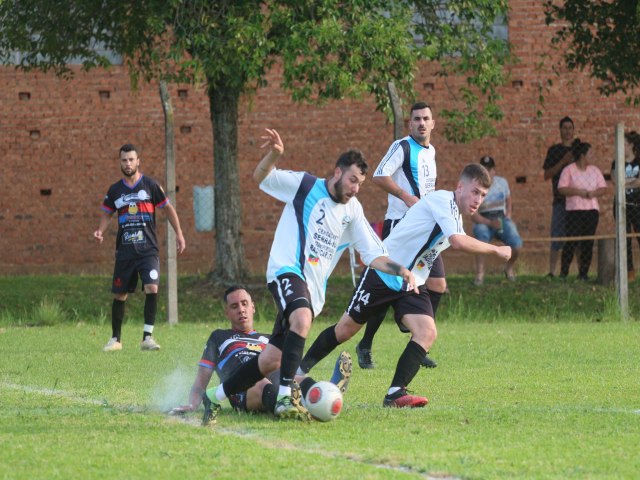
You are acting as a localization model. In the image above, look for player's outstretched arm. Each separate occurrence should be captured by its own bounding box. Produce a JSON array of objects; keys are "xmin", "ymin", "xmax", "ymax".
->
[
  {"xmin": 449, "ymin": 234, "xmax": 511, "ymax": 261},
  {"xmin": 370, "ymin": 256, "xmax": 419, "ymax": 293},
  {"xmin": 169, "ymin": 366, "xmax": 213, "ymax": 415},
  {"xmin": 254, "ymin": 128, "xmax": 284, "ymax": 184}
]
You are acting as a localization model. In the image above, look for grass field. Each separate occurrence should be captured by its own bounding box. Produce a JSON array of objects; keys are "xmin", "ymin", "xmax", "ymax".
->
[{"xmin": 1, "ymin": 274, "xmax": 639, "ymax": 479}]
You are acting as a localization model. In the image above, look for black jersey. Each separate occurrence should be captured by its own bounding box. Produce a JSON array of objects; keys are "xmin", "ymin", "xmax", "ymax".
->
[
  {"xmin": 611, "ymin": 157, "xmax": 640, "ymax": 204},
  {"xmin": 101, "ymin": 175, "xmax": 169, "ymax": 260},
  {"xmin": 543, "ymin": 144, "xmax": 573, "ymax": 205},
  {"xmin": 198, "ymin": 329, "xmax": 270, "ymax": 383}
]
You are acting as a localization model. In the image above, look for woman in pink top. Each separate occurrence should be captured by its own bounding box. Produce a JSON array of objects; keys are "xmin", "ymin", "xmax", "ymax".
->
[{"xmin": 557, "ymin": 142, "xmax": 608, "ymax": 280}]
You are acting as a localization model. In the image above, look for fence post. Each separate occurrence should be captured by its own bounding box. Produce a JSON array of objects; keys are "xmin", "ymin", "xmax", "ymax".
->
[
  {"xmin": 614, "ymin": 123, "xmax": 629, "ymax": 321},
  {"xmin": 597, "ymin": 238, "xmax": 615, "ymax": 285}
]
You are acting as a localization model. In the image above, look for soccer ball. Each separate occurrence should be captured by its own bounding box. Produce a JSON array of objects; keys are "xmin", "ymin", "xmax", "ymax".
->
[{"xmin": 304, "ymin": 381, "xmax": 343, "ymax": 422}]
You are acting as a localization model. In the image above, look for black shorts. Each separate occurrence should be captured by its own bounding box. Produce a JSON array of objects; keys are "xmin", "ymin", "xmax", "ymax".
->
[
  {"xmin": 267, "ymin": 273, "xmax": 314, "ymax": 345},
  {"xmin": 111, "ymin": 255, "xmax": 160, "ymax": 293},
  {"xmin": 346, "ymin": 267, "xmax": 433, "ymax": 333},
  {"xmin": 383, "ymin": 219, "xmax": 445, "ymax": 279}
]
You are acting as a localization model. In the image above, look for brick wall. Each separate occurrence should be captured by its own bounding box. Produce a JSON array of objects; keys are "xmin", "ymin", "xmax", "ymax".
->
[{"xmin": 1, "ymin": 1, "xmax": 638, "ymax": 276}]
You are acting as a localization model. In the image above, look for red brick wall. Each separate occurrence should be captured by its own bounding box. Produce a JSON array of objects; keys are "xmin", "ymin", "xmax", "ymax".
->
[{"xmin": 1, "ymin": 1, "xmax": 638, "ymax": 275}]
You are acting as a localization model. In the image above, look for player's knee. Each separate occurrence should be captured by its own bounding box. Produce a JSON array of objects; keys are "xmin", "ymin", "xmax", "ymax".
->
[
  {"xmin": 427, "ymin": 277, "xmax": 447, "ymax": 293},
  {"xmin": 335, "ymin": 315, "xmax": 361, "ymax": 342}
]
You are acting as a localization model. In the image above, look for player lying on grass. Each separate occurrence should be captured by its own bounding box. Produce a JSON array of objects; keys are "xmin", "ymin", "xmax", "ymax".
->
[
  {"xmin": 168, "ymin": 285, "xmax": 352, "ymax": 425},
  {"xmin": 296, "ymin": 164, "xmax": 512, "ymax": 408}
]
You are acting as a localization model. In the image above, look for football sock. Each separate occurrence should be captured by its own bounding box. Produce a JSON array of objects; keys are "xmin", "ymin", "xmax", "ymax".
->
[
  {"xmin": 300, "ymin": 377, "xmax": 316, "ymax": 399},
  {"xmin": 279, "ymin": 331, "xmax": 306, "ymax": 389},
  {"xmin": 390, "ymin": 340, "xmax": 426, "ymax": 390},
  {"xmin": 143, "ymin": 293, "xmax": 157, "ymax": 340},
  {"xmin": 299, "ymin": 325, "xmax": 339, "ymax": 373},
  {"xmin": 223, "ymin": 355, "xmax": 264, "ymax": 396},
  {"xmin": 427, "ymin": 289, "xmax": 443, "ymax": 318},
  {"xmin": 358, "ymin": 308, "xmax": 386, "ymax": 350},
  {"xmin": 261, "ymin": 383, "xmax": 277, "ymax": 413},
  {"xmin": 111, "ymin": 299, "xmax": 125, "ymax": 341}
]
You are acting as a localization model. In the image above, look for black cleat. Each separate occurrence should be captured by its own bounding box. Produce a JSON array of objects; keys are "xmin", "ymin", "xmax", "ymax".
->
[
  {"xmin": 421, "ymin": 353, "xmax": 438, "ymax": 368},
  {"xmin": 355, "ymin": 342, "xmax": 374, "ymax": 369}
]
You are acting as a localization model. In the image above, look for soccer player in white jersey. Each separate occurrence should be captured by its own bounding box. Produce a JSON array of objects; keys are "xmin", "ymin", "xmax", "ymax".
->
[
  {"xmin": 297, "ymin": 164, "xmax": 511, "ymax": 408},
  {"xmin": 357, "ymin": 102, "xmax": 441, "ymax": 370},
  {"xmin": 202, "ymin": 128, "xmax": 417, "ymax": 421}
]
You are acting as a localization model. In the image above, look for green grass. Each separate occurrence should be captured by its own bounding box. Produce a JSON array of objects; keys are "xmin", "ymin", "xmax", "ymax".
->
[{"xmin": 1, "ymin": 274, "xmax": 639, "ymax": 478}]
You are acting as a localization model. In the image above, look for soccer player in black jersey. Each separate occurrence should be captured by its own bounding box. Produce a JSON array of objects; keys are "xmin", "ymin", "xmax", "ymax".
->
[{"xmin": 94, "ymin": 144, "xmax": 185, "ymax": 352}]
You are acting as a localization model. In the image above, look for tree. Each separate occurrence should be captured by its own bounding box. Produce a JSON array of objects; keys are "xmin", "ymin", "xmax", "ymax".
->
[
  {"xmin": 545, "ymin": 0, "xmax": 640, "ymax": 106},
  {"xmin": 0, "ymin": 0, "xmax": 511, "ymax": 283}
]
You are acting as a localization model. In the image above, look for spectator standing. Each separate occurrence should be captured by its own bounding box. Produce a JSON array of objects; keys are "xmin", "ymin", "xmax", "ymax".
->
[
  {"xmin": 543, "ymin": 117, "xmax": 576, "ymax": 277},
  {"xmin": 557, "ymin": 142, "xmax": 608, "ymax": 280},
  {"xmin": 610, "ymin": 131, "xmax": 640, "ymax": 281}
]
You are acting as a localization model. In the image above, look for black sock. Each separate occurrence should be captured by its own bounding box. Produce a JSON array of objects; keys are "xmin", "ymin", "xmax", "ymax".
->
[
  {"xmin": 390, "ymin": 341, "xmax": 427, "ymax": 390},
  {"xmin": 223, "ymin": 356, "xmax": 265, "ymax": 396},
  {"xmin": 111, "ymin": 299, "xmax": 125, "ymax": 341},
  {"xmin": 143, "ymin": 293, "xmax": 157, "ymax": 340},
  {"xmin": 427, "ymin": 289, "xmax": 443, "ymax": 319},
  {"xmin": 280, "ymin": 331, "xmax": 306, "ymax": 389},
  {"xmin": 358, "ymin": 308, "xmax": 386, "ymax": 350},
  {"xmin": 299, "ymin": 326, "xmax": 339, "ymax": 373},
  {"xmin": 300, "ymin": 377, "xmax": 316, "ymax": 399},
  {"xmin": 261, "ymin": 383, "xmax": 277, "ymax": 413}
]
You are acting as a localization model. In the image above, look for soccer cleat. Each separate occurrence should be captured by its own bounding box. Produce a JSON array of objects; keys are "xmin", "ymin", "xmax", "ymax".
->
[
  {"xmin": 421, "ymin": 353, "xmax": 438, "ymax": 369},
  {"xmin": 202, "ymin": 392, "xmax": 221, "ymax": 427},
  {"xmin": 330, "ymin": 351, "xmax": 353, "ymax": 394},
  {"xmin": 290, "ymin": 380, "xmax": 312, "ymax": 421},
  {"xmin": 140, "ymin": 337, "xmax": 161, "ymax": 351},
  {"xmin": 383, "ymin": 388, "xmax": 429, "ymax": 408},
  {"xmin": 355, "ymin": 342, "xmax": 374, "ymax": 369},
  {"xmin": 103, "ymin": 337, "xmax": 122, "ymax": 352}
]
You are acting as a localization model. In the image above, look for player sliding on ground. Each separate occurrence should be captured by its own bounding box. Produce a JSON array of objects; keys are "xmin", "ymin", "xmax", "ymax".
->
[{"xmin": 297, "ymin": 164, "xmax": 512, "ymax": 408}]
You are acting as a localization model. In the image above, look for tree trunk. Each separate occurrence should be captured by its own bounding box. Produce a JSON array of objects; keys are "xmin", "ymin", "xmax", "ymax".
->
[
  {"xmin": 208, "ymin": 82, "xmax": 247, "ymax": 283},
  {"xmin": 159, "ymin": 81, "xmax": 179, "ymax": 324}
]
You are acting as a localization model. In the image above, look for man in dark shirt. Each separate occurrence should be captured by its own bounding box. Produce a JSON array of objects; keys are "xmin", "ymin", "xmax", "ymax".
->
[
  {"xmin": 543, "ymin": 117, "xmax": 576, "ymax": 277},
  {"xmin": 94, "ymin": 144, "xmax": 186, "ymax": 352}
]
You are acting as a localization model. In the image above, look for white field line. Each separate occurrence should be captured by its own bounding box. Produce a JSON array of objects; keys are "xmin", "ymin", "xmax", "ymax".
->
[{"xmin": 1, "ymin": 381, "xmax": 455, "ymax": 480}]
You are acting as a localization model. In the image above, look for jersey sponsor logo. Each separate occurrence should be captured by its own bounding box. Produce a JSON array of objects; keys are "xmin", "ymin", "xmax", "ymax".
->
[
  {"xmin": 123, "ymin": 230, "xmax": 144, "ymax": 243},
  {"xmin": 128, "ymin": 203, "xmax": 139, "ymax": 215},
  {"xmin": 114, "ymin": 190, "xmax": 150, "ymax": 209}
]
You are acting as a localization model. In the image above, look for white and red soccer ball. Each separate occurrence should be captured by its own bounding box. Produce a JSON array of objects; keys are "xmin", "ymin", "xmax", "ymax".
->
[{"xmin": 304, "ymin": 381, "xmax": 343, "ymax": 422}]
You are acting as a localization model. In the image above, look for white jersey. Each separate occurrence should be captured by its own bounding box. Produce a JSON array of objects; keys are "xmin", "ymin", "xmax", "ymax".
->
[
  {"xmin": 376, "ymin": 190, "xmax": 464, "ymax": 291},
  {"xmin": 260, "ymin": 168, "xmax": 387, "ymax": 315},
  {"xmin": 374, "ymin": 135, "xmax": 437, "ymax": 221}
]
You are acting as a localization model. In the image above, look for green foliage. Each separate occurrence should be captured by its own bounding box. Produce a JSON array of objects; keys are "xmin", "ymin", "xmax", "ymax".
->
[
  {"xmin": 0, "ymin": 0, "xmax": 512, "ymax": 141},
  {"xmin": 545, "ymin": 0, "xmax": 640, "ymax": 106}
]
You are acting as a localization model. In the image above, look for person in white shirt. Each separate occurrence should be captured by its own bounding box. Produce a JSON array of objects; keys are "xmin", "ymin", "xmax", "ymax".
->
[
  {"xmin": 356, "ymin": 102, "xmax": 440, "ymax": 370},
  {"xmin": 297, "ymin": 164, "xmax": 511, "ymax": 408}
]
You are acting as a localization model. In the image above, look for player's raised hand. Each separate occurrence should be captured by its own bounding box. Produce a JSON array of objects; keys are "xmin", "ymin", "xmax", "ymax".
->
[{"xmin": 260, "ymin": 128, "xmax": 284, "ymax": 155}]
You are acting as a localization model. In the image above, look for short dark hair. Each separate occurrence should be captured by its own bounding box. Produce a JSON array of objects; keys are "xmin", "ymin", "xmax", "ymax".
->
[
  {"xmin": 336, "ymin": 149, "xmax": 368, "ymax": 176},
  {"xmin": 223, "ymin": 285, "xmax": 249, "ymax": 303},
  {"xmin": 559, "ymin": 116, "xmax": 574, "ymax": 129},
  {"xmin": 460, "ymin": 163, "xmax": 492, "ymax": 189},
  {"xmin": 119, "ymin": 144, "xmax": 138, "ymax": 156},
  {"xmin": 410, "ymin": 101, "xmax": 431, "ymax": 114},
  {"xmin": 572, "ymin": 141, "xmax": 591, "ymax": 160},
  {"xmin": 625, "ymin": 131, "xmax": 640, "ymax": 158}
]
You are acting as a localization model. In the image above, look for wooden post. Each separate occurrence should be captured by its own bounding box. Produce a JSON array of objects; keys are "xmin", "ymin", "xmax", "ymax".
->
[
  {"xmin": 159, "ymin": 81, "xmax": 179, "ymax": 325},
  {"xmin": 387, "ymin": 81, "xmax": 403, "ymax": 141},
  {"xmin": 614, "ymin": 123, "xmax": 628, "ymax": 321},
  {"xmin": 597, "ymin": 238, "xmax": 615, "ymax": 285}
]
